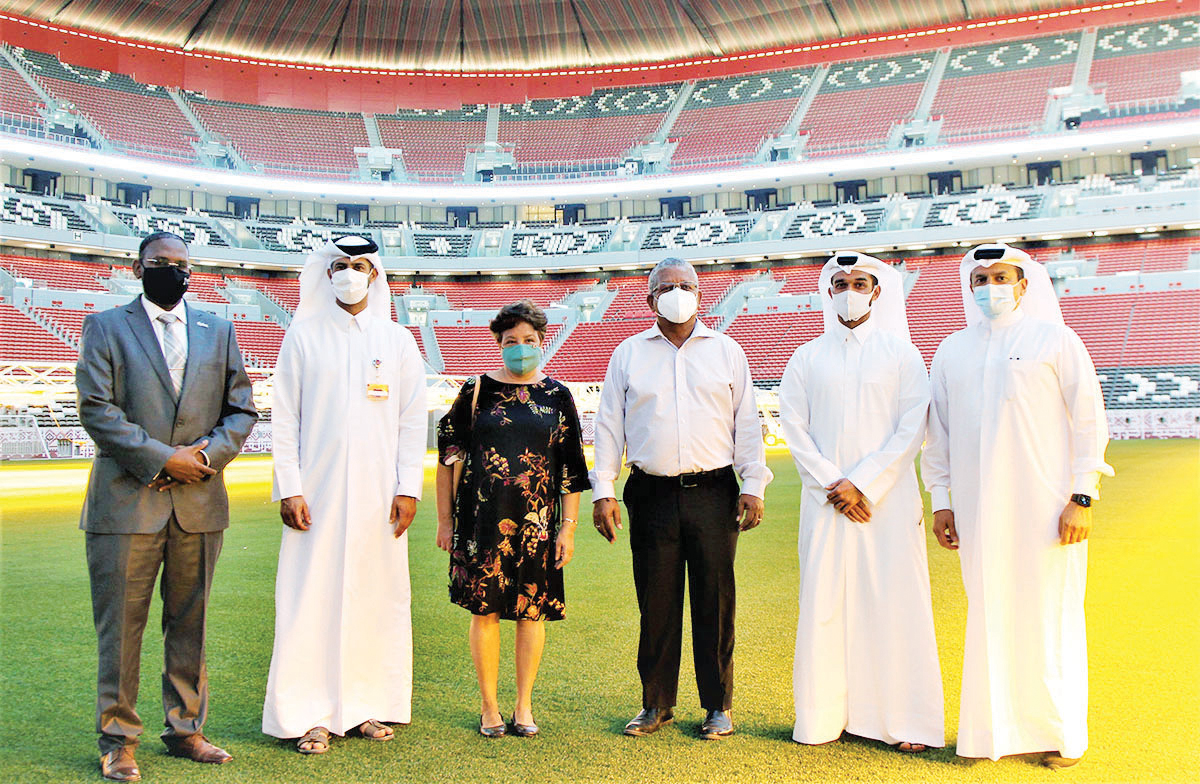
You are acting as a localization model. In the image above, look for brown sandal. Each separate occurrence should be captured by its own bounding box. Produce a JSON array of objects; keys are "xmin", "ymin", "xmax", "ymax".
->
[
  {"xmin": 297, "ymin": 726, "xmax": 331, "ymax": 754},
  {"xmin": 356, "ymin": 719, "xmax": 393, "ymax": 741},
  {"xmin": 898, "ymin": 742, "xmax": 928, "ymax": 753}
]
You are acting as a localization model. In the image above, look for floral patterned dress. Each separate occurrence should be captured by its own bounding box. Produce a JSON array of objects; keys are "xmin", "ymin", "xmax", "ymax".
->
[{"xmin": 437, "ymin": 375, "xmax": 588, "ymax": 621}]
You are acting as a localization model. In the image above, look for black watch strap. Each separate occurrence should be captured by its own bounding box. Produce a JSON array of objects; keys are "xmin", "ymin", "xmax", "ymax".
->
[{"xmin": 1070, "ymin": 493, "xmax": 1092, "ymax": 507}]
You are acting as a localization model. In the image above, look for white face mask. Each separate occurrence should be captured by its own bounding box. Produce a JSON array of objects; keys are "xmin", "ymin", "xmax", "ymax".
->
[
  {"xmin": 330, "ymin": 268, "xmax": 370, "ymax": 305},
  {"xmin": 973, "ymin": 283, "xmax": 1019, "ymax": 319},
  {"xmin": 655, "ymin": 287, "xmax": 699, "ymax": 324},
  {"xmin": 831, "ymin": 289, "xmax": 873, "ymax": 323}
]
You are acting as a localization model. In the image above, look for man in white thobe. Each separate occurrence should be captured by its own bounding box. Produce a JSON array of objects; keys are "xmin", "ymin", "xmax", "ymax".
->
[
  {"xmin": 779, "ymin": 252, "xmax": 943, "ymax": 752},
  {"xmin": 923, "ymin": 243, "xmax": 1113, "ymax": 768},
  {"xmin": 263, "ymin": 236, "xmax": 427, "ymax": 752}
]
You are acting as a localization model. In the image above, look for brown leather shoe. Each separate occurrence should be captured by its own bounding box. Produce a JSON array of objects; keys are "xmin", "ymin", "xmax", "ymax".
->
[
  {"xmin": 99, "ymin": 747, "xmax": 141, "ymax": 782},
  {"xmin": 164, "ymin": 734, "xmax": 233, "ymax": 764}
]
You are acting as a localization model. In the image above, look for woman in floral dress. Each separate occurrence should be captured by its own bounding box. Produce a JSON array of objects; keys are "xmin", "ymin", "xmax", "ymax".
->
[{"xmin": 435, "ymin": 300, "xmax": 588, "ymax": 738}]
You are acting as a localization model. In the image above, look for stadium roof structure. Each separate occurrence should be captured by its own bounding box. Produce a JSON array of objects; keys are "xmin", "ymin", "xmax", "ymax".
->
[{"xmin": 2, "ymin": 0, "xmax": 1101, "ymax": 72}]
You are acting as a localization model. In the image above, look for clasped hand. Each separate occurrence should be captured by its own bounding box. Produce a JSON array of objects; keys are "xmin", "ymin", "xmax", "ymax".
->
[
  {"xmin": 148, "ymin": 439, "xmax": 215, "ymax": 491},
  {"xmin": 826, "ymin": 478, "xmax": 870, "ymax": 522}
]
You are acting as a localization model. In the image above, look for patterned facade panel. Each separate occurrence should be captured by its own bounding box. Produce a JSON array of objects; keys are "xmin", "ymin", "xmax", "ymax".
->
[
  {"xmin": 113, "ymin": 211, "xmax": 228, "ymax": 247},
  {"xmin": 687, "ymin": 68, "xmax": 815, "ymax": 108},
  {"xmin": 413, "ymin": 233, "xmax": 473, "ymax": 257},
  {"xmin": 1100, "ymin": 364, "xmax": 1200, "ymax": 409},
  {"xmin": 511, "ymin": 229, "xmax": 611, "ymax": 256},
  {"xmin": 924, "ymin": 193, "xmax": 1043, "ymax": 227},
  {"xmin": 1094, "ymin": 17, "xmax": 1200, "ymax": 59},
  {"xmin": 784, "ymin": 206, "xmax": 886, "ymax": 239},
  {"xmin": 642, "ymin": 217, "xmax": 754, "ymax": 249},
  {"xmin": 819, "ymin": 54, "xmax": 935, "ymax": 93},
  {"xmin": 944, "ymin": 33, "xmax": 1081, "ymax": 76},
  {"xmin": 1, "ymin": 196, "xmax": 90, "ymax": 232}
]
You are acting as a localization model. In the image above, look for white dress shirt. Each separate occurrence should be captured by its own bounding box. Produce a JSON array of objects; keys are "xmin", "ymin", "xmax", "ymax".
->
[
  {"xmin": 140, "ymin": 294, "xmax": 189, "ymax": 365},
  {"xmin": 590, "ymin": 319, "xmax": 773, "ymax": 500}
]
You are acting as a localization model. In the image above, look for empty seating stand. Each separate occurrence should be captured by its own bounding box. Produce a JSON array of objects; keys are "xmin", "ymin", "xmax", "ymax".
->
[
  {"xmin": 797, "ymin": 54, "xmax": 932, "ymax": 156},
  {"xmin": 0, "ymin": 58, "xmax": 44, "ymax": 118},
  {"xmin": 375, "ymin": 107, "xmax": 486, "ymax": 182},
  {"xmin": 1089, "ymin": 17, "xmax": 1200, "ymax": 106},
  {"xmin": 723, "ymin": 311, "xmax": 823, "ymax": 381},
  {"xmin": 436, "ymin": 324, "xmax": 561, "ymax": 375},
  {"xmin": 500, "ymin": 84, "xmax": 678, "ymax": 171},
  {"xmin": 0, "ymin": 303, "xmax": 76, "ymax": 361},
  {"xmin": 671, "ymin": 69, "xmax": 811, "ymax": 169},
  {"xmin": 0, "ymin": 254, "xmax": 110, "ymax": 290},
  {"xmin": 187, "ymin": 95, "xmax": 368, "ymax": 177},
  {"xmin": 112, "ymin": 210, "xmax": 228, "ymax": 247},
  {"xmin": 412, "ymin": 280, "xmax": 586, "ymax": 310},
  {"xmin": 543, "ymin": 319, "xmax": 653, "ymax": 381},
  {"xmin": 12, "ymin": 47, "xmax": 198, "ymax": 161},
  {"xmin": 931, "ymin": 34, "xmax": 1081, "ymax": 141},
  {"xmin": 2, "ymin": 194, "xmax": 93, "ymax": 234}
]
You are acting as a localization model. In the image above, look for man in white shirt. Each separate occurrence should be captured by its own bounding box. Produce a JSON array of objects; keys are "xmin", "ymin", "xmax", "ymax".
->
[
  {"xmin": 592, "ymin": 257, "xmax": 772, "ymax": 740},
  {"xmin": 923, "ymin": 243, "xmax": 1113, "ymax": 769},
  {"xmin": 263, "ymin": 236, "xmax": 427, "ymax": 754},
  {"xmin": 779, "ymin": 252, "xmax": 943, "ymax": 753}
]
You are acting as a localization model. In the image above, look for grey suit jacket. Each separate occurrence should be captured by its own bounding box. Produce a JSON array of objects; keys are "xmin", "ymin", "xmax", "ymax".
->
[{"xmin": 77, "ymin": 296, "xmax": 258, "ymax": 534}]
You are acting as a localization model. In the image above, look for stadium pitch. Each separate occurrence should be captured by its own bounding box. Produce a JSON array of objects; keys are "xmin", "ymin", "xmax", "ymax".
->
[{"xmin": 1, "ymin": 442, "xmax": 1196, "ymax": 784}]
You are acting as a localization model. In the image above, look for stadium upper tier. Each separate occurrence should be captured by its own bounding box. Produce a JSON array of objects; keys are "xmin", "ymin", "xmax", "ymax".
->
[
  {"xmin": 3, "ymin": 172, "xmax": 1197, "ymax": 271},
  {"xmin": 1, "ymin": 12, "xmax": 1196, "ymax": 183}
]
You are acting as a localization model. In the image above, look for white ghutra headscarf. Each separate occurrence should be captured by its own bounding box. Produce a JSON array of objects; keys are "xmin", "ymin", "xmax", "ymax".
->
[
  {"xmin": 817, "ymin": 251, "xmax": 912, "ymax": 342},
  {"xmin": 293, "ymin": 235, "xmax": 391, "ymax": 323},
  {"xmin": 958, "ymin": 243, "xmax": 1063, "ymax": 327}
]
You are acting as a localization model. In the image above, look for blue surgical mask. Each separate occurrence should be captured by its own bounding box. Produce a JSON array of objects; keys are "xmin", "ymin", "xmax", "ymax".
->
[
  {"xmin": 502, "ymin": 343, "xmax": 541, "ymax": 376},
  {"xmin": 973, "ymin": 283, "xmax": 1019, "ymax": 319}
]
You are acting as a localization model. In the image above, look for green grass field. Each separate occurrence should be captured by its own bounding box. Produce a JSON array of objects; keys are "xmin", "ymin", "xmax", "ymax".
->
[{"xmin": 1, "ymin": 441, "xmax": 1197, "ymax": 783}]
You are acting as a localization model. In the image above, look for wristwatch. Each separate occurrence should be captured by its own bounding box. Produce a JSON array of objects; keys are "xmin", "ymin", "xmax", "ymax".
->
[{"xmin": 1070, "ymin": 493, "xmax": 1092, "ymax": 508}]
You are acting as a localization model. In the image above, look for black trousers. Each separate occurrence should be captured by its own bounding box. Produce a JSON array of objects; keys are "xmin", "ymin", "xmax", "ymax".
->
[
  {"xmin": 623, "ymin": 465, "xmax": 740, "ymax": 711},
  {"xmin": 86, "ymin": 514, "xmax": 222, "ymax": 754}
]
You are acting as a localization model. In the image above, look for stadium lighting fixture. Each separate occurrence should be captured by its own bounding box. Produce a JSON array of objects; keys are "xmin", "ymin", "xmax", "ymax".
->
[
  {"xmin": 1092, "ymin": 230, "xmax": 1109, "ymax": 237},
  {"xmin": 1182, "ymin": 223, "xmax": 1200, "ymax": 231},
  {"xmin": 905, "ymin": 245, "xmax": 929, "ymax": 250},
  {"xmin": 781, "ymin": 253, "xmax": 804, "ymax": 259},
  {"xmin": 742, "ymin": 256, "xmax": 765, "ymax": 261},
  {"xmin": 1040, "ymin": 234, "xmax": 1064, "ymax": 240}
]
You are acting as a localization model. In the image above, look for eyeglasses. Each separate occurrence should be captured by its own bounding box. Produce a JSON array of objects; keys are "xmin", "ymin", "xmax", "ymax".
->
[
  {"xmin": 652, "ymin": 282, "xmax": 699, "ymax": 296},
  {"xmin": 141, "ymin": 256, "xmax": 188, "ymax": 269}
]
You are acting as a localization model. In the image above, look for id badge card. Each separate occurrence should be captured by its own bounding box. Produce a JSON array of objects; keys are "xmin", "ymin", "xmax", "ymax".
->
[{"xmin": 367, "ymin": 383, "xmax": 389, "ymax": 401}]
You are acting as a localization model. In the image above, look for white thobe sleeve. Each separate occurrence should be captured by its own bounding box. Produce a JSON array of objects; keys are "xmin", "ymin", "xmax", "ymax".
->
[
  {"xmin": 271, "ymin": 331, "xmax": 304, "ymax": 502},
  {"xmin": 731, "ymin": 347, "xmax": 772, "ymax": 499},
  {"xmin": 846, "ymin": 344, "xmax": 930, "ymax": 506},
  {"xmin": 393, "ymin": 334, "xmax": 427, "ymax": 499},
  {"xmin": 778, "ymin": 351, "xmax": 842, "ymax": 490},
  {"xmin": 588, "ymin": 348, "xmax": 627, "ymax": 501},
  {"xmin": 1057, "ymin": 327, "xmax": 1115, "ymax": 498},
  {"xmin": 922, "ymin": 345, "xmax": 953, "ymax": 513}
]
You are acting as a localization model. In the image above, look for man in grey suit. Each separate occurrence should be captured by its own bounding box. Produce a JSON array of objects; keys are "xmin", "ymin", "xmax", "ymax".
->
[{"xmin": 76, "ymin": 231, "xmax": 257, "ymax": 781}]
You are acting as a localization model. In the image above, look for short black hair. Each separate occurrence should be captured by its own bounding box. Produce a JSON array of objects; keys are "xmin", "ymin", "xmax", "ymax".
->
[
  {"xmin": 138, "ymin": 231, "xmax": 186, "ymax": 258},
  {"xmin": 490, "ymin": 299, "xmax": 548, "ymax": 339}
]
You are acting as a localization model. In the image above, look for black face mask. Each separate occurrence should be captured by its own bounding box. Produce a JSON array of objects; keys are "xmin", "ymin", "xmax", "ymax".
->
[{"xmin": 141, "ymin": 265, "xmax": 190, "ymax": 307}]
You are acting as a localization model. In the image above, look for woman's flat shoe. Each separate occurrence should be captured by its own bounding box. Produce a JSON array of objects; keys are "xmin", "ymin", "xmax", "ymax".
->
[
  {"xmin": 509, "ymin": 715, "xmax": 539, "ymax": 737},
  {"xmin": 479, "ymin": 716, "xmax": 507, "ymax": 738}
]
